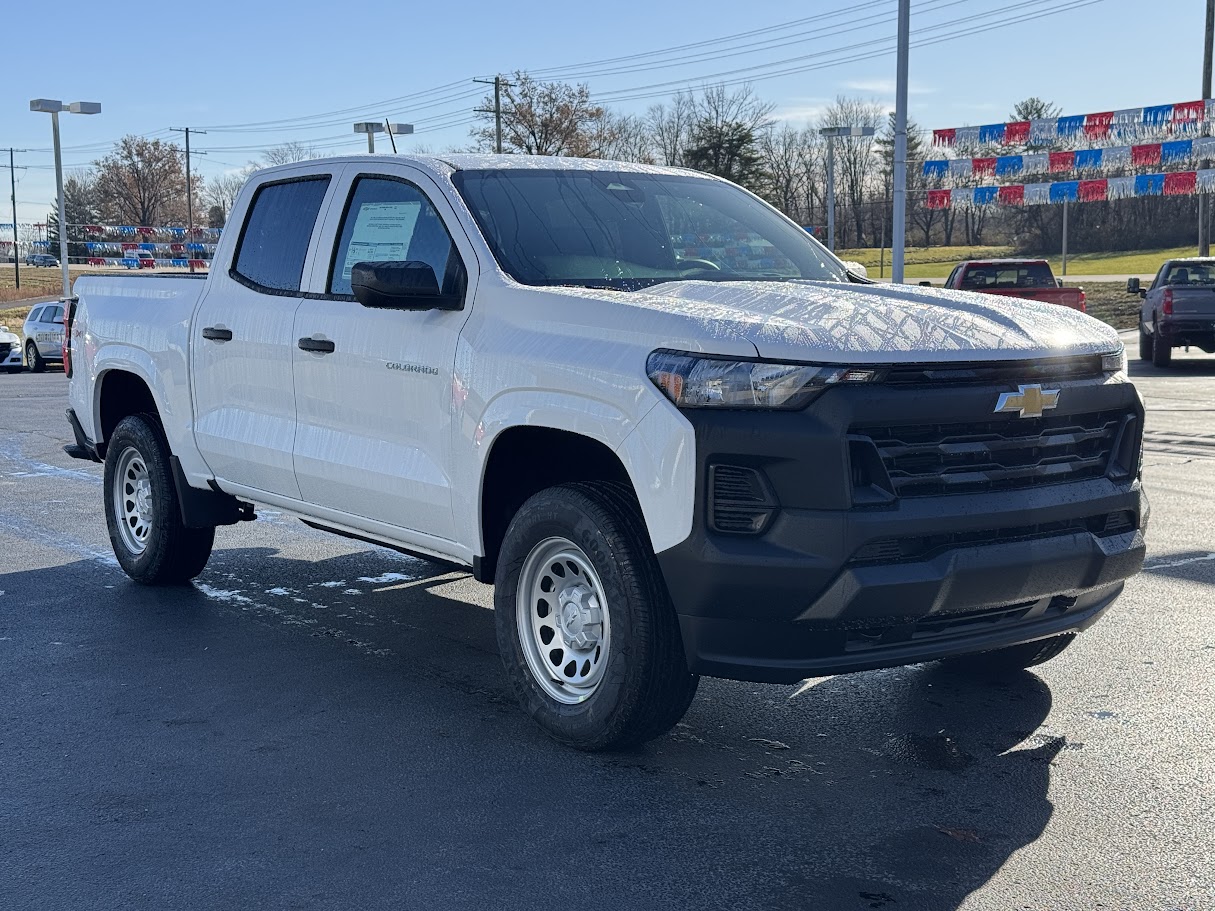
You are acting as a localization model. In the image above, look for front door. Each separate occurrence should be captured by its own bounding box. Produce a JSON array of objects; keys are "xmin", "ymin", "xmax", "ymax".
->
[
  {"xmin": 192, "ymin": 172, "xmax": 335, "ymax": 498},
  {"xmin": 291, "ymin": 170, "xmax": 472, "ymax": 542}
]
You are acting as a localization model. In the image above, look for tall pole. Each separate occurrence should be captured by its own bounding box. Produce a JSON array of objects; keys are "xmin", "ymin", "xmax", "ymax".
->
[
  {"xmin": 825, "ymin": 136, "xmax": 836, "ymax": 252},
  {"xmin": 172, "ymin": 128, "xmax": 206, "ymax": 272},
  {"xmin": 8, "ymin": 149, "xmax": 20, "ymax": 290},
  {"xmin": 367, "ymin": 132, "xmax": 375, "ymax": 154},
  {"xmin": 891, "ymin": 0, "xmax": 910, "ymax": 284},
  {"xmin": 1200, "ymin": 0, "xmax": 1213, "ymax": 256},
  {"xmin": 51, "ymin": 110, "xmax": 70, "ymax": 298},
  {"xmin": 1061, "ymin": 197, "xmax": 1069, "ymax": 276},
  {"xmin": 495, "ymin": 75, "xmax": 503, "ymax": 154}
]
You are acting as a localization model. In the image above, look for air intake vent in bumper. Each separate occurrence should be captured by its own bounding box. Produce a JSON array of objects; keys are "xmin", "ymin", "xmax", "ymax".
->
[{"xmin": 708, "ymin": 465, "xmax": 778, "ymax": 535}]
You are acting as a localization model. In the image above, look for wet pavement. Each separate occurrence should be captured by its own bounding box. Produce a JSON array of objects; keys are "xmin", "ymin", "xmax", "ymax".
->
[{"xmin": 1, "ymin": 353, "xmax": 1212, "ymax": 911}]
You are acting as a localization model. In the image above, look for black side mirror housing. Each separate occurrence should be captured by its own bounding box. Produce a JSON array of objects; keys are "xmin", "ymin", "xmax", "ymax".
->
[
  {"xmin": 918, "ymin": 280, "xmax": 932, "ymax": 287},
  {"xmin": 1126, "ymin": 277, "xmax": 1140, "ymax": 294},
  {"xmin": 350, "ymin": 261, "xmax": 462, "ymax": 311}
]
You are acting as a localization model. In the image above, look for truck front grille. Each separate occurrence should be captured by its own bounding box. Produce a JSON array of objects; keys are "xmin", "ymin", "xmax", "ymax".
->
[{"xmin": 855, "ymin": 409, "xmax": 1130, "ymax": 497}]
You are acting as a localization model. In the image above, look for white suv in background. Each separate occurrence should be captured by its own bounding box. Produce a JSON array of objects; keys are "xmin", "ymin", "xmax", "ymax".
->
[{"xmin": 22, "ymin": 302, "xmax": 66, "ymax": 372}]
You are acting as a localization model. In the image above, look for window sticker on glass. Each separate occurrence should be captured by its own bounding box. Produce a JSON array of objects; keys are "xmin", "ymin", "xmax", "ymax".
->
[{"xmin": 340, "ymin": 201, "xmax": 421, "ymax": 281}]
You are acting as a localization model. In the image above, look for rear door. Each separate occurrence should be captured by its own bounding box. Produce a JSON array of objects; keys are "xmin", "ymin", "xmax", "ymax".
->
[
  {"xmin": 289, "ymin": 165, "xmax": 475, "ymax": 543},
  {"xmin": 191, "ymin": 170, "xmax": 337, "ymax": 498}
]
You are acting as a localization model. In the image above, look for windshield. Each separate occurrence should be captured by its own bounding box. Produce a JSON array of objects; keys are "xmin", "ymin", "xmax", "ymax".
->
[{"xmin": 451, "ymin": 168, "xmax": 846, "ymax": 290}]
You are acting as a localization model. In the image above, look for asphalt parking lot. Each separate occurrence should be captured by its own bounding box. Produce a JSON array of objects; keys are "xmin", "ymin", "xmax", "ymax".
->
[{"xmin": 1, "ymin": 349, "xmax": 1213, "ymax": 911}]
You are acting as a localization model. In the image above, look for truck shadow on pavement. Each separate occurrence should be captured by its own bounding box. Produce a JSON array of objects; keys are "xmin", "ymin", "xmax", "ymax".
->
[{"xmin": 4, "ymin": 547, "xmax": 1066, "ymax": 911}]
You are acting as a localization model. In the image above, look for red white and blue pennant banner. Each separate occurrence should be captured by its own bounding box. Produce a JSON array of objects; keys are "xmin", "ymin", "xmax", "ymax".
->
[
  {"xmin": 923, "ymin": 137, "xmax": 1215, "ymax": 179},
  {"xmin": 933, "ymin": 100, "xmax": 1213, "ymax": 147},
  {"xmin": 924, "ymin": 169, "xmax": 1215, "ymax": 209}
]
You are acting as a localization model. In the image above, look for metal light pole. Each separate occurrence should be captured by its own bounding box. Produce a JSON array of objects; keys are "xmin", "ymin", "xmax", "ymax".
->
[
  {"xmin": 820, "ymin": 125, "xmax": 875, "ymax": 254},
  {"xmin": 30, "ymin": 99, "xmax": 101, "ymax": 298},
  {"xmin": 354, "ymin": 122, "xmax": 413, "ymax": 153},
  {"xmin": 1200, "ymin": 0, "xmax": 1213, "ymax": 256},
  {"xmin": 891, "ymin": 0, "xmax": 911, "ymax": 283}
]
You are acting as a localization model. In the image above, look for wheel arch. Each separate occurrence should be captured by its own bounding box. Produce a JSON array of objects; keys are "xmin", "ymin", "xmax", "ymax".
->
[
  {"xmin": 94, "ymin": 367, "xmax": 161, "ymax": 457},
  {"xmin": 475, "ymin": 425, "xmax": 636, "ymax": 583}
]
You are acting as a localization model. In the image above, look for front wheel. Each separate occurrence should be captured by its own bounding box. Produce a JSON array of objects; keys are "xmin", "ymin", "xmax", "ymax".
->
[
  {"xmin": 104, "ymin": 414, "xmax": 215, "ymax": 584},
  {"xmin": 495, "ymin": 482, "xmax": 699, "ymax": 751},
  {"xmin": 940, "ymin": 634, "xmax": 1075, "ymax": 676},
  {"xmin": 25, "ymin": 341, "xmax": 44, "ymax": 373}
]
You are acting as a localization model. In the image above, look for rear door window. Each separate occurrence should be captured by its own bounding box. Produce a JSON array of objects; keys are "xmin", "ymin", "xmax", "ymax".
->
[
  {"xmin": 48, "ymin": 306, "xmax": 64, "ymax": 324},
  {"xmin": 232, "ymin": 176, "xmax": 332, "ymax": 293}
]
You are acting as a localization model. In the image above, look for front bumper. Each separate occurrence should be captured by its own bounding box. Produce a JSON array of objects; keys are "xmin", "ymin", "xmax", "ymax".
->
[{"xmin": 655, "ymin": 373, "xmax": 1147, "ymax": 684}]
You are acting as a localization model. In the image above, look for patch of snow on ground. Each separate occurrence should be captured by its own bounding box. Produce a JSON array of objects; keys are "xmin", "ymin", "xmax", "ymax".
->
[
  {"xmin": 357, "ymin": 572, "xmax": 414, "ymax": 585},
  {"xmin": 195, "ymin": 584, "xmax": 256, "ymax": 605}
]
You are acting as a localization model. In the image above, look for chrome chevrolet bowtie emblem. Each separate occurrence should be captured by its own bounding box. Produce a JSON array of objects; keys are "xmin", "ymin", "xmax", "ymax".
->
[{"xmin": 994, "ymin": 384, "xmax": 1060, "ymax": 419}]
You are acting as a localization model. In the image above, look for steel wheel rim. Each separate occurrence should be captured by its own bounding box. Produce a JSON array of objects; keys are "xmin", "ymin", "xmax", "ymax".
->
[
  {"xmin": 516, "ymin": 536, "xmax": 611, "ymax": 705},
  {"xmin": 113, "ymin": 446, "xmax": 153, "ymax": 555}
]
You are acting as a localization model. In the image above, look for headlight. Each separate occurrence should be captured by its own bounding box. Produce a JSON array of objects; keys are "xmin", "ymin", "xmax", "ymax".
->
[
  {"xmin": 646, "ymin": 349, "xmax": 879, "ymax": 410},
  {"xmin": 1101, "ymin": 347, "xmax": 1127, "ymax": 375}
]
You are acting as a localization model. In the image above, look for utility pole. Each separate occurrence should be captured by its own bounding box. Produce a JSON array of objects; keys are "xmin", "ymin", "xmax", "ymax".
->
[
  {"xmin": 1200, "ymin": 0, "xmax": 1213, "ymax": 256},
  {"xmin": 171, "ymin": 128, "xmax": 206, "ymax": 272},
  {"xmin": 474, "ymin": 76, "xmax": 512, "ymax": 153},
  {"xmin": 891, "ymin": 0, "xmax": 911, "ymax": 284},
  {"xmin": 2, "ymin": 148, "xmax": 24, "ymax": 290},
  {"xmin": 1062, "ymin": 197, "xmax": 1069, "ymax": 276}
]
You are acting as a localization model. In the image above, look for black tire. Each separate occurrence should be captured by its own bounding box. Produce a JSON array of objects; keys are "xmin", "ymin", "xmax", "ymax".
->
[
  {"xmin": 1152, "ymin": 320, "xmax": 1172, "ymax": 367},
  {"xmin": 103, "ymin": 414, "xmax": 214, "ymax": 585},
  {"xmin": 495, "ymin": 482, "xmax": 699, "ymax": 751},
  {"xmin": 25, "ymin": 341, "xmax": 44, "ymax": 373},
  {"xmin": 1138, "ymin": 325, "xmax": 1152, "ymax": 361},
  {"xmin": 940, "ymin": 634, "xmax": 1075, "ymax": 676}
]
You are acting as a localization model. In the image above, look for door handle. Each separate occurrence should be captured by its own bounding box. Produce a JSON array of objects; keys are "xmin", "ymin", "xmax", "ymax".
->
[
  {"xmin": 298, "ymin": 337, "xmax": 336, "ymax": 354},
  {"xmin": 202, "ymin": 326, "xmax": 233, "ymax": 342}
]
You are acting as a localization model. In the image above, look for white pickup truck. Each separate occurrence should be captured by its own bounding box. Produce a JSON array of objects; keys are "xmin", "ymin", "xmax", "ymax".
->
[{"xmin": 65, "ymin": 154, "xmax": 1148, "ymax": 750}]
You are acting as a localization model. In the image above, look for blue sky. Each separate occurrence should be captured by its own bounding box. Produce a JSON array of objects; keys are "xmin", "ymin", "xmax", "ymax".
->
[{"xmin": 1, "ymin": 0, "xmax": 1202, "ymax": 224}]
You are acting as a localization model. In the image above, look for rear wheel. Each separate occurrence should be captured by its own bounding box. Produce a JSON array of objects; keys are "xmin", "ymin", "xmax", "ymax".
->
[
  {"xmin": 104, "ymin": 414, "xmax": 214, "ymax": 585},
  {"xmin": 1138, "ymin": 325, "xmax": 1152, "ymax": 361},
  {"xmin": 495, "ymin": 482, "xmax": 699, "ymax": 751},
  {"xmin": 940, "ymin": 634, "xmax": 1075, "ymax": 676},
  {"xmin": 25, "ymin": 341, "xmax": 44, "ymax": 373},
  {"xmin": 1152, "ymin": 319, "xmax": 1172, "ymax": 367}
]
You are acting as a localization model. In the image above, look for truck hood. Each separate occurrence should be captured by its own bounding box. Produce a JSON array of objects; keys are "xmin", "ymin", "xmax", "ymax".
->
[{"xmin": 626, "ymin": 279, "xmax": 1120, "ymax": 363}]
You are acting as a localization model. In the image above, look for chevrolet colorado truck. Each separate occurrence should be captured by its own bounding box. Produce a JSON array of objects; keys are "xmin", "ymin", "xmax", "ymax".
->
[
  {"xmin": 65, "ymin": 155, "xmax": 1147, "ymax": 750},
  {"xmin": 1129, "ymin": 258, "xmax": 1215, "ymax": 367},
  {"xmin": 943, "ymin": 259, "xmax": 1086, "ymax": 311}
]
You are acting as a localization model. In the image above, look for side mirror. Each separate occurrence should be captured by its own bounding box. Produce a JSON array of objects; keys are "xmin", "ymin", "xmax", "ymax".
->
[
  {"xmin": 1139, "ymin": 289, "xmax": 1147, "ymax": 299},
  {"xmin": 350, "ymin": 261, "xmax": 461, "ymax": 311},
  {"xmin": 918, "ymin": 280, "xmax": 932, "ymax": 287},
  {"xmin": 1056, "ymin": 278, "xmax": 1065, "ymax": 288},
  {"xmin": 1126, "ymin": 277, "xmax": 1140, "ymax": 294}
]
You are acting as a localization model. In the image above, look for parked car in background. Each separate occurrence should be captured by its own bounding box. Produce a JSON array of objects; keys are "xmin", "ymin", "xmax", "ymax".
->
[
  {"xmin": 1129, "ymin": 258, "xmax": 1215, "ymax": 367},
  {"xmin": 25, "ymin": 252, "xmax": 60, "ymax": 268},
  {"xmin": 942, "ymin": 259, "xmax": 1086, "ymax": 311},
  {"xmin": 0, "ymin": 324, "xmax": 23, "ymax": 373},
  {"xmin": 22, "ymin": 302, "xmax": 65, "ymax": 372},
  {"xmin": 121, "ymin": 251, "xmax": 156, "ymax": 270}
]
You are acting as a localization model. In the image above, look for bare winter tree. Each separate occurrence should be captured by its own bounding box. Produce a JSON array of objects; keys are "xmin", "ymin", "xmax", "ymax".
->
[
  {"xmin": 202, "ymin": 170, "xmax": 250, "ymax": 226},
  {"xmin": 818, "ymin": 96, "xmax": 885, "ymax": 248},
  {"xmin": 596, "ymin": 112, "xmax": 655, "ymax": 163},
  {"xmin": 758, "ymin": 125, "xmax": 819, "ymax": 222},
  {"xmin": 472, "ymin": 71, "xmax": 617, "ymax": 157},
  {"xmin": 693, "ymin": 84, "xmax": 776, "ymax": 136},
  {"xmin": 260, "ymin": 142, "xmax": 320, "ymax": 165},
  {"xmin": 93, "ymin": 136, "xmax": 189, "ymax": 226},
  {"xmin": 646, "ymin": 92, "xmax": 696, "ymax": 166}
]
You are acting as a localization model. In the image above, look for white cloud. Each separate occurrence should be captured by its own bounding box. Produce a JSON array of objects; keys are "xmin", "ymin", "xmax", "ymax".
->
[
  {"xmin": 773, "ymin": 100, "xmax": 832, "ymax": 123},
  {"xmin": 842, "ymin": 79, "xmax": 934, "ymax": 96}
]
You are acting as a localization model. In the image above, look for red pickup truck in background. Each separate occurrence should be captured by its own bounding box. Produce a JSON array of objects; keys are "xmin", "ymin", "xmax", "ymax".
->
[{"xmin": 941, "ymin": 259, "xmax": 1086, "ymax": 311}]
